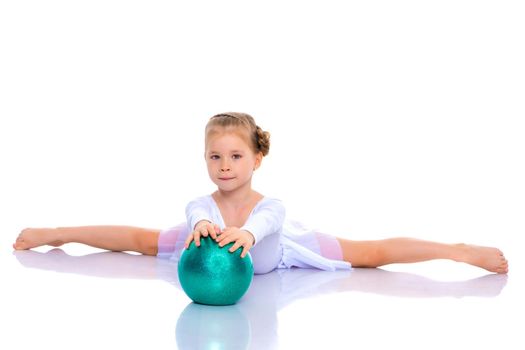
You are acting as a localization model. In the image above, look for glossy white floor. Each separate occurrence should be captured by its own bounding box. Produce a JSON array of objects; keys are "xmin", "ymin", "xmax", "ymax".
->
[
  {"xmin": 2, "ymin": 235, "xmax": 522, "ymax": 350},
  {"xmin": 2, "ymin": 1, "xmax": 524, "ymax": 349}
]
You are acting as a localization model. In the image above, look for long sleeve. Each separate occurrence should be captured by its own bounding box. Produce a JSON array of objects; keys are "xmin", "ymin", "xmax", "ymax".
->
[
  {"xmin": 185, "ymin": 196, "xmax": 214, "ymax": 231},
  {"xmin": 241, "ymin": 198, "xmax": 285, "ymax": 246}
]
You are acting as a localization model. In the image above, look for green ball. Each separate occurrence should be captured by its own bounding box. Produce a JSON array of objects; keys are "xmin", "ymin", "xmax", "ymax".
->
[
  {"xmin": 178, "ymin": 236, "xmax": 254, "ymax": 306},
  {"xmin": 175, "ymin": 303, "xmax": 250, "ymax": 349}
]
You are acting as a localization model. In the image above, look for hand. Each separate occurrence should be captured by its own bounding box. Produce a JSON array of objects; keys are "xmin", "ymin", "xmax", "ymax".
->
[
  {"xmin": 216, "ymin": 227, "xmax": 255, "ymax": 258},
  {"xmin": 185, "ymin": 220, "xmax": 221, "ymax": 249}
]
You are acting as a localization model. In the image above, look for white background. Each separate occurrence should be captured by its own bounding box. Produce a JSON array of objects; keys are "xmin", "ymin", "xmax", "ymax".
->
[{"xmin": 1, "ymin": 1, "xmax": 524, "ymax": 349}]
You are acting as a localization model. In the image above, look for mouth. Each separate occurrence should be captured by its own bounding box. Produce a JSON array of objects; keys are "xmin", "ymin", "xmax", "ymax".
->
[{"xmin": 218, "ymin": 177, "xmax": 235, "ymax": 181}]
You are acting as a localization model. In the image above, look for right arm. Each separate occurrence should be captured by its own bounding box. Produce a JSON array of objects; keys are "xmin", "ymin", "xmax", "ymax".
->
[{"xmin": 184, "ymin": 198, "xmax": 220, "ymax": 248}]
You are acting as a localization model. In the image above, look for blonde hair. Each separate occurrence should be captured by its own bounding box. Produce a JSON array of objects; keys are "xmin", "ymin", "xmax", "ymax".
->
[{"xmin": 205, "ymin": 112, "xmax": 271, "ymax": 156}]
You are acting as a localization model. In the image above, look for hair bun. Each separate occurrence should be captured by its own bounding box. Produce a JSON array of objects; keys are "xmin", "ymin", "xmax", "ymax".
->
[{"xmin": 256, "ymin": 126, "xmax": 270, "ymax": 156}]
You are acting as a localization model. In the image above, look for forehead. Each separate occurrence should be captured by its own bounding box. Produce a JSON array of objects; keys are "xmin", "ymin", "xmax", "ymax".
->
[{"xmin": 205, "ymin": 128, "xmax": 252, "ymax": 150}]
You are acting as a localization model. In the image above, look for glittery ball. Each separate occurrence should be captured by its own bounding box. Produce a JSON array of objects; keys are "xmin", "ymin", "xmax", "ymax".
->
[{"xmin": 178, "ymin": 236, "xmax": 254, "ymax": 305}]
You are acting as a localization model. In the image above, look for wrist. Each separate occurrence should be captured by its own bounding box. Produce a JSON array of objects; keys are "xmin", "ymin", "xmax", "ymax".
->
[{"xmin": 243, "ymin": 230, "xmax": 255, "ymax": 245}]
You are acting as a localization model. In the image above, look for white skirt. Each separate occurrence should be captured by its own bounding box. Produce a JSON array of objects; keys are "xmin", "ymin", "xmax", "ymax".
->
[{"xmin": 157, "ymin": 221, "xmax": 351, "ymax": 274}]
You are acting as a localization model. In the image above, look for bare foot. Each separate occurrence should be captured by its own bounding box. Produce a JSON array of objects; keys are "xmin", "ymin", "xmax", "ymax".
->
[
  {"xmin": 13, "ymin": 228, "xmax": 64, "ymax": 250},
  {"xmin": 459, "ymin": 244, "xmax": 509, "ymax": 274}
]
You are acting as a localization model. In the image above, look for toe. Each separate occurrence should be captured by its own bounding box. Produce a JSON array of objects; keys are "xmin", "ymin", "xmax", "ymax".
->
[
  {"xmin": 13, "ymin": 240, "xmax": 27, "ymax": 250},
  {"xmin": 498, "ymin": 263, "xmax": 509, "ymax": 273}
]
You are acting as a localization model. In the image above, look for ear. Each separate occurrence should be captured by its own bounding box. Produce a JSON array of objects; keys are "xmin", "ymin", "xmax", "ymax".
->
[{"xmin": 253, "ymin": 152, "xmax": 263, "ymax": 170}]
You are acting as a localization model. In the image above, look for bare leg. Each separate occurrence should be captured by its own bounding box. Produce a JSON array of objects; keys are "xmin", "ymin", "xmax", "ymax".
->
[
  {"xmin": 337, "ymin": 237, "xmax": 508, "ymax": 274},
  {"xmin": 13, "ymin": 226, "xmax": 160, "ymax": 256}
]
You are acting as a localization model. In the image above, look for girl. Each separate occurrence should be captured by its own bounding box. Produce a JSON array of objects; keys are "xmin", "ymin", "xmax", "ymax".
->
[{"xmin": 13, "ymin": 113, "xmax": 509, "ymax": 274}]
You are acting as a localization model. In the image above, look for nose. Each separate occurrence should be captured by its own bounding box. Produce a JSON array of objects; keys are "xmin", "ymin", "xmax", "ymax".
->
[{"xmin": 220, "ymin": 159, "xmax": 231, "ymax": 172}]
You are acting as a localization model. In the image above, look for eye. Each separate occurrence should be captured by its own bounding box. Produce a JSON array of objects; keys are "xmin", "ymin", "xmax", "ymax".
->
[
  {"xmin": 210, "ymin": 155, "xmax": 220, "ymax": 160},
  {"xmin": 232, "ymin": 154, "xmax": 242, "ymax": 159}
]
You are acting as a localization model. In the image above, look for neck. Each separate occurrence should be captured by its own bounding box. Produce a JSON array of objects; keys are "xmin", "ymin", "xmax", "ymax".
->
[{"xmin": 213, "ymin": 185, "xmax": 258, "ymax": 208}]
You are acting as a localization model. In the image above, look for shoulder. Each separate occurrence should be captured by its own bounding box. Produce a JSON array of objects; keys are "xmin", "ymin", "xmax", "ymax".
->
[
  {"xmin": 255, "ymin": 197, "xmax": 286, "ymax": 213},
  {"xmin": 186, "ymin": 195, "xmax": 213, "ymax": 209}
]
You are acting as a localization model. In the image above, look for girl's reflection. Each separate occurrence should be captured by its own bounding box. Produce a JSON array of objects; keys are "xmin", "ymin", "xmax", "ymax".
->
[{"xmin": 14, "ymin": 249, "xmax": 507, "ymax": 350}]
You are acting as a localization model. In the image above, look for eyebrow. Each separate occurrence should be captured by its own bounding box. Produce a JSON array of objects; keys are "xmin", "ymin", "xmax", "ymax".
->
[{"xmin": 208, "ymin": 149, "xmax": 246, "ymax": 154}]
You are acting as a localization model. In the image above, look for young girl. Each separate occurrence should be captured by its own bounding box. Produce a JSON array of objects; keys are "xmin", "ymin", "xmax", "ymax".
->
[{"xmin": 13, "ymin": 113, "xmax": 509, "ymax": 274}]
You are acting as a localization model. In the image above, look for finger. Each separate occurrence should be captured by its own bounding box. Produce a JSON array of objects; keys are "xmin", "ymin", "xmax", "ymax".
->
[
  {"xmin": 218, "ymin": 234, "xmax": 235, "ymax": 247},
  {"xmin": 184, "ymin": 234, "xmax": 194, "ymax": 249},
  {"xmin": 216, "ymin": 229, "xmax": 230, "ymax": 243},
  {"xmin": 194, "ymin": 231, "xmax": 201, "ymax": 247},
  {"xmin": 240, "ymin": 246, "xmax": 250, "ymax": 258},
  {"xmin": 209, "ymin": 225, "xmax": 217, "ymax": 240},
  {"xmin": 229, "ymin": 240, "xmax": 243, "ymax": 253},
  {"xmin": 212, "ymin": 224, "xmax": 222, "ymax": 239}
]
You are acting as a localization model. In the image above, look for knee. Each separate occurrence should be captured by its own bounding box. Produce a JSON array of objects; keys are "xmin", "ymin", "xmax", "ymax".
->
[
  {"xmin": 249, "ymin": 232, "xmax": 281, "ymax": 274},
  {"xmin": 251, "ymin": 251, "xmax": 280, "ymax": 274},
  {"xmin": 136, "ymin": 229, "xmax": 160, "ymax": 256},
  {"xmin": 347, "ymin": 241, "xmax": 384, "ymax": 268}
]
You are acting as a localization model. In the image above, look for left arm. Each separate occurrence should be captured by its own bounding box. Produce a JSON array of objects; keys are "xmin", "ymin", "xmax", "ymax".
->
[{"xmin": 216, "ymin": 199, "xmax": 285, "ymax": 258}]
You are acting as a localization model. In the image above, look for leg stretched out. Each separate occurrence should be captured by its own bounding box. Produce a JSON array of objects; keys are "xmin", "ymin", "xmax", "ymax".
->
[
  {"xmin": 13, "ymin": 226, "xmax": 160, "ymax": 256},
  {"xmin": 13, "ymin": 228, "xmax": 509, "ymax": 274},
  {"xmin": 336, "ymin": 237, "xmax": 508, "ymax": 274}
]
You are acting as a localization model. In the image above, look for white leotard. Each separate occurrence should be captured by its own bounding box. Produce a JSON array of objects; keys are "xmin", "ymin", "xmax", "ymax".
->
[
  {"xmin": 186, "ymin": 195, "xmax": 284, "ymax": 274},
  {"xmin": 186, "ymin": 195, "xmax": 285, "ymax": 246},
  {"xmin": 183, "ymin": 195, "xmax": 351, "ymax": 274}
]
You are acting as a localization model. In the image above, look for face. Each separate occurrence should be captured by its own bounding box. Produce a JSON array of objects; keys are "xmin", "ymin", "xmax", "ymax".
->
[{"xmin": 205, "ymin": 129, "xmax": 262, "ymax": 193}]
